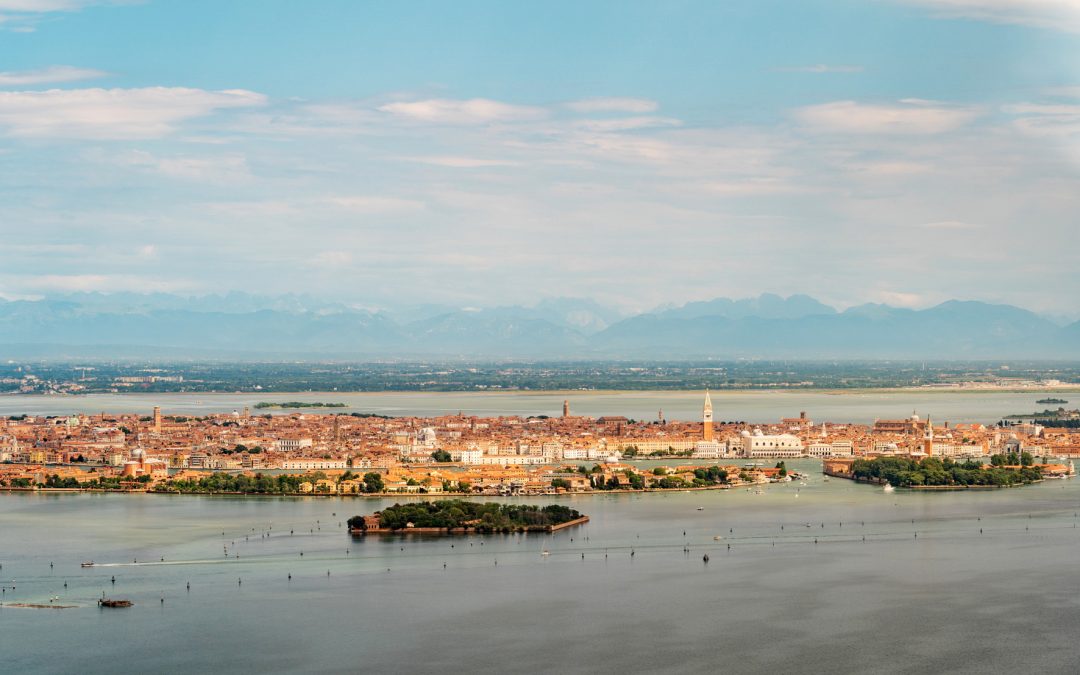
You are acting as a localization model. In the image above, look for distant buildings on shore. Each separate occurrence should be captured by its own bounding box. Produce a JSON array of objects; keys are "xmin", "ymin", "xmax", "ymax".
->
[{"xmin": 2, "ymin": 393, "xmax": 1079, "ymax": 487}]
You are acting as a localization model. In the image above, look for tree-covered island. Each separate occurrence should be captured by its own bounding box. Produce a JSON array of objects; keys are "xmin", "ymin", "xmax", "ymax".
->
[
  {"xmin": 253, "ymin": 401, "xmax": 348, "ymax": 409},
  {"xmin": 848, "ymin": 455, "xmax": 1044, "ymax": 488},
  {"xmin": 348, "ymin": 500, "xmax": 586, "ymax": 533}
]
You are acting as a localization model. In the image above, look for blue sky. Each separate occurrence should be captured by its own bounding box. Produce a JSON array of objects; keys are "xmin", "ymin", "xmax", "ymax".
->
[{"xmin": 1, "ymin": 0, "xmax": 1078, "ymax": 314}]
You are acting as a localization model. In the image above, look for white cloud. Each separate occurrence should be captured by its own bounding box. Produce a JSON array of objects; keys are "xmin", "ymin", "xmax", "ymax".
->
[
  {"xmin": 897, "ymin": 0, "xmax": 1080, "ymax": 33},
  {"xmin": 0, "ymin": 65, "xmax": 107, "ymax": 86},
  {"xmin": 774, "ymin": 64, "xmax": 864, "ymax": 74},
  {"xmin": 377, "ymin": 98, "xmax": 547, "ymax": 124},
  {"xmin": 795, "ymin": 99, "xmax": 980, "ymax": 134},
  {"xmin": 0, "ymin": 87, "xmax": 266, "ymax": 139},
  {"xmin": 564, "ymin": 97, "xmax": 659, "ymax": 113}
]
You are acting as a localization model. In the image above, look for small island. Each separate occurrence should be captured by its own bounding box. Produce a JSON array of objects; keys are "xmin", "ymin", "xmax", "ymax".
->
[
  {"xmin": 348, "ymin": 500, "xmax": 589, "ymax": 534},
  {"xmin": 1036, "ymin": 398, "xmax": 1068, "ymax": 405},
  {"xmin": 253, "ymin": 401, "xmax": 347, "ymax": 409}
]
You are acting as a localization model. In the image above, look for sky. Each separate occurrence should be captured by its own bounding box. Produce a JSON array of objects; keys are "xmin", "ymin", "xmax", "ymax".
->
[{"xmin": 0, "ymin": 0, "xmax": 1078, "ymax": 315}]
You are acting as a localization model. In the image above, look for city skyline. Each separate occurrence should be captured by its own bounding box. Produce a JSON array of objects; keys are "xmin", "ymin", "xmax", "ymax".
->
[{"xmin": 1, "ymin": 1, "xmax": 1078, "ymax": 314}]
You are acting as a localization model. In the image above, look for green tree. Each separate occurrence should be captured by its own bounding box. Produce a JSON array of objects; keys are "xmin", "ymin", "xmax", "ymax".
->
[
  {"xmin": 431, "ymin": 449, "xmax": 452, "ymax": 463},
  {"xmin": 363, "ymin": 472, "xmax": 385, "ymax": 493}
]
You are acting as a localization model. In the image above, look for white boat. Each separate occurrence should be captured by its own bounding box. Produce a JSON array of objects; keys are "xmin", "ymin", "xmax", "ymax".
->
[
  {"xmin": 696, "ymin": 507, "xmax": 704, "ymax": 511},
  {"xmin": 883, "ymin": 482, "xmax": 895, "ymax": 493},
  {"xmin": 540, "ymin": 550, "xmax": 550, "ymax": 556},
  {"xmin": 81, "ymin": 561, "xmax": 94, "ymax": 567}
]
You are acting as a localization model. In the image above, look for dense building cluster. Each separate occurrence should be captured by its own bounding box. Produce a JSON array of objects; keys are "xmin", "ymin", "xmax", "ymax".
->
[{"xmin": 2, "ymin": 394, "xmax": 1078, "ymax": 492}]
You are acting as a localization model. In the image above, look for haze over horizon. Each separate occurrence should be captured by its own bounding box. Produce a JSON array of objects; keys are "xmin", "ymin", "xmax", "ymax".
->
[{"xmin": 1, "ymin": 1, "xmax": 1078, "ymax": 315}]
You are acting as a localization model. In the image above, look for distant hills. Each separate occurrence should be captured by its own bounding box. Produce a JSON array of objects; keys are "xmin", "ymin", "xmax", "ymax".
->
[{"xmin": 1, "ymin": 292, "xmax": 1077, "ymax": 359}]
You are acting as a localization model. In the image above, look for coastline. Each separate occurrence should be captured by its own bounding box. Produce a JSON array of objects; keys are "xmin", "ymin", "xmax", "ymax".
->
[
  {"xmin": 3, "ymin": 386, "xmax": 1079, "ymax": 398},
  {"xmin": 0, "ymin": 484, "xmax": 736, "ymax": 498}
]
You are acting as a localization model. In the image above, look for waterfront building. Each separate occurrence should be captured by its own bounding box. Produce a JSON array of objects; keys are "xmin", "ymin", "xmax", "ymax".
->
[
  {"xmin": 739, "ymin": 429, "xmax": 804, "ymax": 458},
  {"xmin": 280, "ymin": 458, "xmax": 347, "ymax": 470},
  {"xmin": 120, "ymin": 448, "xmax": 169, "ymax": 479},
  {"xmin": 693, "ymin": 440, "xmax": 723, "ymax": 459}
]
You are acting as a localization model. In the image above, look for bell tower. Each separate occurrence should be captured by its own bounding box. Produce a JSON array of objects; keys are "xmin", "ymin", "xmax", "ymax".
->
[
  {"xmin": 923, "ymin": 416, "xmax": 933, "ymax": 456},
  {"xmin": 703, "ymin": 390, "xmax": 713, "ymax": 441}
]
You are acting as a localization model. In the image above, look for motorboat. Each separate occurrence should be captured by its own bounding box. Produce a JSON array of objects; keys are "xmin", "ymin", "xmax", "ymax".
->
[
  {"xmin": 883, "ymin": 482, "xmax": 896, "ymax": 493},
  {"xmin": 81, "ymin": 561, "xmax": 95, "ymax": 568}
]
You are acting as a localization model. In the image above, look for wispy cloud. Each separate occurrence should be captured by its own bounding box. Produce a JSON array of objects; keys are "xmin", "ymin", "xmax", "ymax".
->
[
  {"xmin": 0, "ymin": 0, "xmax": 120, "ymax": 31},
  {"xmin": 105, "ymin": 149, "xmax": 253, "ymax": 183},
  {"xmin": 0, "ymin": 1, "xmax": 96, "ymax": 9},
  {"xmin": 917, "ymin": 220, "xmax": 984, "ymax": 229},
  {"xmin": 774, "ymin": 64, "xmax": 864, "ymax": 74},
  {"xmin": 12, "ymin": 273, "xmax": 194, "ymax": 293},
  {"xmin": 564, "ymin": 97, "xmax": 659, "ymax": 113},
  {"xmin": 0, "ymin": 87, "xmax": 266, "ymax": 139},
  {"xmin": 795, "ymin": 99, "xmax": 980, "ymax": 134},
  {"xmin": 896, "ymin": 0, "xmax": 1080, "ymax": 34},
  {"xmin": 1003, "ymin": 101, "xmax": 1080, "ymax": 138},
  {"xmin": 0, "ymin": 65, "xmax": 108, "ymax": 86},
  {"xmin": 378, "ymin": 98, "xmax": 547, "ymax": 124},
  {"xmin": 327, "ymin": 196, "xmax": 425, "ymax": 213},
  {"xmin": 402, "ymin": 156, "xmax": 521, "ymax": 168},
  {"xmin": 572, "ymin": 116, "xmax": 682, "ymax": 132}
]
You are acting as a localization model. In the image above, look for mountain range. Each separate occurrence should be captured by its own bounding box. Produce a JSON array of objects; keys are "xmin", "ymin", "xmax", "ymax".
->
[{"xmin": 1, "ymin": 292, "xmax": 1077, "ymax": 359}]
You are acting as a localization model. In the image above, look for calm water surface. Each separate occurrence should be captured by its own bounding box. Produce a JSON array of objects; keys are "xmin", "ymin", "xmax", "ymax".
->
[
  {"xmin": 2, "ymin": 460, "xmax": 1078, "ymax": 674},
  {"xmin": 0, "ymin": 389, "xmax": 1071, "ymax": 423}
]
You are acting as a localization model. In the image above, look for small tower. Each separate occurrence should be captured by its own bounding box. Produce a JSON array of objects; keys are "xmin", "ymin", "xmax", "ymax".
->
[
  {"xmin": 152, "ymin": 406, "xmax": 162, "ymax": 434},
  {"xmin": 562, "ymin": 400, "xmax": 570, "ymax": 418},
  {"xmin": 702, "ymin": 390, "xmax": 714, "ymax": 441},
  {"xmin": 658, "ymin": 409, "xmax": 665, "ymax": 425}
]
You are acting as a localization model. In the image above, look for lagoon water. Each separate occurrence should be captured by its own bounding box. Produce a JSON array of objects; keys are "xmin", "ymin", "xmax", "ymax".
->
[
  {"xmin": 0, "ymin": 389, "xmax": 1071, "ymax": 424},
  {"xmin": 2, "ymin": 460, "xmax": 1079, "ymax": 674}
]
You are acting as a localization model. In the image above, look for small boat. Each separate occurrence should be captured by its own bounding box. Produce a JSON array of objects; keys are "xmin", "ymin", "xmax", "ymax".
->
[
  {"xmin": 81, "ymin": 561, "xmax": 94, "ymax": 568},
  {"xmin": 713, "ymin": 535, "xmax": 723, "ymax": 541},
  {"xmin": 883, "ymin": 482, "xmax": 896, "ymax": 493},
  {"xmin": 696, "ymin": 507, "xmax": 704, "ymax": 511},
  {"xmin": 540, "ymin": 550, "xmax": 550, "ymax": 556},
  {"xmin": 98, "ymin": 598, "xmax": 133, "ymax": 608}
]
